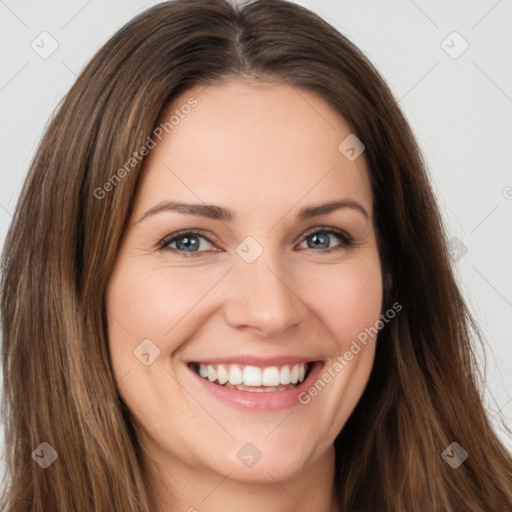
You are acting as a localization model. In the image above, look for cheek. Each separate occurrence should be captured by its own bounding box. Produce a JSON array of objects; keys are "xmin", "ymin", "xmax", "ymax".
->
[
  {"xmin": 300, "ymin": 254, "xmax": 383, "ymax": 349},
  {"xmin": 104, "ymin": 263, "xmax": 214, "ymax": 431},
  {"xmin": 105, "ymin": 263, "xmax": 225, "ymax": 355}
]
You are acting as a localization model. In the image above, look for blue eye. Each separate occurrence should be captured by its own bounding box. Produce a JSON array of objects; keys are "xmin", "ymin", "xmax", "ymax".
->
[
  {"xmin": 159, "ymin": 229, "xmax": 215, "ymax": 256},
  {"xmin": 299, "ymin": 228, "xmax": 353, "ymax": 251},
  {"xmin": 158, "ymin": 227, "xmax": 353, "ymax": 258}
]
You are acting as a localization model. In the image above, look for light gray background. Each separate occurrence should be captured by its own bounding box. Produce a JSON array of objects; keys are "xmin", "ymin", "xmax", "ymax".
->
[{"xmin": 1, "ymin": 0, "xmax": 511, "ymax": 478}]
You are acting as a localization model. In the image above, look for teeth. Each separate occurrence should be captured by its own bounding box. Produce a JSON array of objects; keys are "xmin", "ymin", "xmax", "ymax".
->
[
  {"xmin": 262, "ymin": 367, "xmax": 280, "ymax": 386},
  {"xmin": 298, "ymin": 364, "xmax": 305, "ymax": 382},
  {"xmin": 207, "ymin": 366, "xmax": 217, "ymax": 383},
  {"xmin": 280, "ymin": 366, "xmax": 291, "ymax": 385},
  {"xmin": 243, "ymin": 366, "xmax": 262, "ymax": 386},
  {"xmin": 216, "ymin": 365, "xmax": 229, "ymax": 385},
  {"xmin": 224, "ymin": 382, "xmax": 291, "ymax": 392},
  {"xmin": 290, "ymin": 365, "xmax": 299, "ymax": 384},
  {"xmin": 228, "ymin": 365, "xmax": 243, "ymax": 385},
  {"xmin": 194, "ymin": 362, "xmax": 309, "ymax": 389}
]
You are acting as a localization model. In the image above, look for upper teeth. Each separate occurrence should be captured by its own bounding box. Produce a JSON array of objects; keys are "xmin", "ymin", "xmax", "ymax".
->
[{"xmin": 197, "ymin": 363, "xmax": 307, "ymax": 387}]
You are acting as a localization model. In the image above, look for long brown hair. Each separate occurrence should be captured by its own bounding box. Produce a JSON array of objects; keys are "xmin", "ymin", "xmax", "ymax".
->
[{"xmin": 2, "ymin": 0, "xmax": 511, "ymax": 510}]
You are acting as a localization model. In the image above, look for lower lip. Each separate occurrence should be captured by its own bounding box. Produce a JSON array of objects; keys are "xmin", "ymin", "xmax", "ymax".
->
[{"xmin": 188, "ymin": 362, "xmax": 324, "ymax": 412}]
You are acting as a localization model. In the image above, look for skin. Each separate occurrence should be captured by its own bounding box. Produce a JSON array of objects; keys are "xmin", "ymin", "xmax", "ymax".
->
[{"xmin": 106, "ymin": 79, "xmax": 383, "ymax": 512}]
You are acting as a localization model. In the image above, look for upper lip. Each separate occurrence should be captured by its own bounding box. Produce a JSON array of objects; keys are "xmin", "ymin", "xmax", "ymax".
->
[{"xmin": 186, "ymin": 355, "xmax": 321, "ymax": 368}]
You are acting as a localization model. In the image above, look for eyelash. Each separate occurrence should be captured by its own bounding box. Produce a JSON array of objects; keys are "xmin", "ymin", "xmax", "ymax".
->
[{"xmin": 157, "ymin": 226, "xmax": 354, "ymax": 258}]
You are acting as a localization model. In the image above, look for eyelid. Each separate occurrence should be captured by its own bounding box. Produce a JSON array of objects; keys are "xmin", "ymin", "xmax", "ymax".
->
[
  {"xmin": 157, "ymin": 228, "xmax": 220, "ymax": 251},
  {"xmin": 298, "ymin": 225, "xmax": 352, "ymax": 245}
]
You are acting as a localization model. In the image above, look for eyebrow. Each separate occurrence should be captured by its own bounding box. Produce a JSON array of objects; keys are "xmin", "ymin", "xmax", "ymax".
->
[{"xmin": 136, "ymin": 199, "xmax": 369, "ymax": 224}]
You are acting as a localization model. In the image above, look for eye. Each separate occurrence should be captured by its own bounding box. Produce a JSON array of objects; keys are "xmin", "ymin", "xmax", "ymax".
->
[
  {"xmin": 298, "ymin": 227, "xmax": 353, "ymax": 252},
  {"xmin": 158, "ymin": 229, "xmax": 218, "ymax": 257}
]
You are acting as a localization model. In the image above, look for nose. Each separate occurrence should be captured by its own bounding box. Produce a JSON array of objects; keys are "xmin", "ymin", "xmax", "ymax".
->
[{"xmin": 222, "ymin": 248, "xmax": 305, "ymax": 338}]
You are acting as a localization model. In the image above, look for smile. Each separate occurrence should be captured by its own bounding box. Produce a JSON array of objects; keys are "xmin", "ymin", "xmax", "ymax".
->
[
  {"xmin": 189, "ymin": 362, "xmax": 312, "ymax": 392},
  {"xmin": 186, "ymin": 355, "xmax": 324, "ymax": 411}
]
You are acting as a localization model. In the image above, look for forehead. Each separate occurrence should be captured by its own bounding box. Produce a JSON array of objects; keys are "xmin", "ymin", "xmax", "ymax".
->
[{"xmin": 133, "ymin": 80, "xmax": 373, "ymax": 220}]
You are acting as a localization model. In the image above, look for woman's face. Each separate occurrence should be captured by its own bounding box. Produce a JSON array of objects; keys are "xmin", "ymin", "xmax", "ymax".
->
[{"xmin": 106, "ymin": 80, "xmax": 383, "ymax": 483}]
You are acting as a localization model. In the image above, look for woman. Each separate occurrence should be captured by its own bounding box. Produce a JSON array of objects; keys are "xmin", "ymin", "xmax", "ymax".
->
[{"xmin": 1, "ymin": 0, "xmax": 511, "ymax": 510}]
